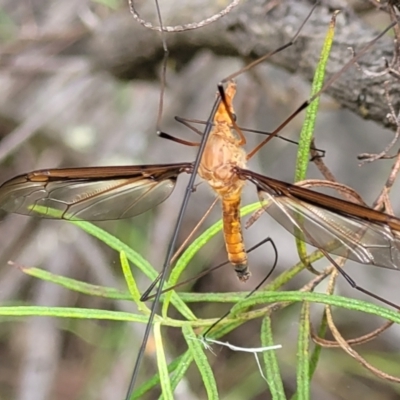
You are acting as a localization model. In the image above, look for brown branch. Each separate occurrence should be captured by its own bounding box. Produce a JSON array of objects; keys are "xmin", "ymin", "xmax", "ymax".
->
[{"xmin": 87, "ymin": 0, "xmax": 400, "ymax": 131}]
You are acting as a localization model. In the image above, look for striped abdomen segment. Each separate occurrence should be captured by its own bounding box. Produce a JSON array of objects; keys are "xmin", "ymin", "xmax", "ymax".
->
[{"xmin": 222, "ymin": 194, "xmax": 249, "ymax": 281}]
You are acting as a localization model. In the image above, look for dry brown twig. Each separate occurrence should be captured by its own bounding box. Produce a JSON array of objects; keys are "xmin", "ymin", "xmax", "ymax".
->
[
  {"xmin": 324, "ymin": 280, "xmax": 400, "ymax": 382},
  {"xmin": 128, "ymin": 0, "xmax": 241, "ymax": 32}
]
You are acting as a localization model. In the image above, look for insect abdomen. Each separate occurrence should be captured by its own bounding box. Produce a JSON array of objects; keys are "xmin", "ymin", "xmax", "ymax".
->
[{"xmin": 222, "ymin": 195, "xmax": 249, "ymax": 281}]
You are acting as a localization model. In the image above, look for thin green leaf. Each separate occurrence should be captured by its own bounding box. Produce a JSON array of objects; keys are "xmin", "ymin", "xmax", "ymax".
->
[
  {"xmin": 17, "ymin": 265, "xmax": 130, "ymax": 300},
  {"xmin": 168, "ymin": 350, "xmax": 194, "ymax": 394},
  {"xmin": 261, "ymin": 316, "xmax": 286, "ymax": 400},
  {"xmin": 29, "ymin": 206, "xmax": 156, "ymax": 279},
  {"xmin": 212, "ymin": 291, "xmax": 400, "ymax": 326},
  {"xmin": 309, "ymin": 310, "xmax": 328, "ymax": 379},
  {"xmin": 120, "ymin": 251, "xmax": 150, "ymax": 313},
  {"xmin": 154, "ymin": 322, "xmax": 173, "ymax": 399},
  {"xmin": 78, "ymin": 227, "xmax": 194, "ymax": 321},
  {"xmin": 132, "ymin": 352, "xmax": 193, "ymax": 399},
  {"xmin": 294, "ymin": 12, "xmax": 337, "ymax": 264},
  {"xmin": 183, "ymin": 325, "xmax": 219, "ymax": 399},
  {"xmin": 74, "ymin": 220, "xmax": 195, "ymax": 321},
  {"xmin": 0, "ymin": 306, "xmax": 149, "ymax": 322},
  {"xmin": 31, "ymin": 205, "xmax": 195, "ymax": 321},
  {"xmin": 71, "ymin": 219, "xmax": 156, "ymax": 277},
  {"xmin": 294, "ymin": 303, "xmax": 311, "ymax": 400},
  {"xmin": 295, "ymin": 13, "xmax": 337, "ymax": 181}
]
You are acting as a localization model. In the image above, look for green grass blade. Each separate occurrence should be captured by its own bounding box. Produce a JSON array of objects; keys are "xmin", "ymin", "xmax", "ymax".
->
[
  {"xmin": 0, "ymin": 306, "xmax": 149, "ymax": 322},
  {"xmin": 295, "ymin": 12, "xmax": 337, "ymax": 181},
  {"xmin": 168, "ymin": 350, "xmax": 194, "ymax": 394},
  {"xmin": 16, "ymin": 264, "xmax": 130, "ymax": 300},
  {"xmin": 217, "ymin": 291, "xmax": 400, "ymax": 325},
  {"xmin": 72, "ymin": 220, "xmax": 156, "ymax": 278},
  {"xmin": 261, "ymin": 316, "xmax": 286, "ymax": 400},
  {"xmin": 2, "ymin": 291, "xmax": 397, "ymax": 326},
  {"xmin": 31, "ymin": 206, "xmax": 197, "ymax": 320},
  {"xmin": 154, "ymin": 322, "xmax": 173, "ymax": 399},
  {"xmin": 294, "ymin": 303, "xmax": 311, "ymax": 400},
  {"xmin": 183, "ymin": 325, "xmax": 219, "ymax": 399},
  {"xmin": 132, "ymin": 351, "xmax": 193, "ymax": 399},
  {"xmin": 120, "ymin": 251, "xmax": 150, "ymax": 313},
  {"xmin": 309, "ymin": 310, "xmax": 328, "ymax": 379},
  {"xmin": 294, "ymin": 12, "xmax": 337, "ymax": 263},
  {"xmin": 29, "ymin": 205, "xmax": 157, "ymax": 278}
]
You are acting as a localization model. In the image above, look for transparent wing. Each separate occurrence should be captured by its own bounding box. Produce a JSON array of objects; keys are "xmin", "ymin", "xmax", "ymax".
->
[
  {"xmin": 0, "ymin": 163, "xmax": 191, "ymax": 220},
  {"xmin": 236, "ymin": 167, "xmax": 400, "ymax": 271},
  {"xmin": 259, "ymin": 190, "xmax": 400, "ymax": 270}
]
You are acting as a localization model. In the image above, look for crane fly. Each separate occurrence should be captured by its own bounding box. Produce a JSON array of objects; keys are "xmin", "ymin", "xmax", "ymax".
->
[
  {"xmin": 2, "ymin": 80, "xmax": 400, "ymax": 290},
  {"xmin": 1, "ymin": 5, "xmax": 400, "ymax": 398},
  {"xmin": 0, "ymin": 7, "xmax": 397, "ymax": 302}
]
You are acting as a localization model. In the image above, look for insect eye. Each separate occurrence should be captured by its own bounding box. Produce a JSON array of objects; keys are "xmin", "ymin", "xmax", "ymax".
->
[{"xmin": 231, "ymin": 113, "xmax": 237, "ymax": 122}]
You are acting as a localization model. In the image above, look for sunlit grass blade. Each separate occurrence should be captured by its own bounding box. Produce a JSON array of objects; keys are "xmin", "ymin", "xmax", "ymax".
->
[
  {"xmin": 30, "ymin": 205, "xmax": 195, "ymax": 320},
  {"xmin": 120, "ymin": 251, "xmax": 150, "ymax": 313},
  {"xmin": 154, "ymin": 322, "xmax": 173, "ymax": 399},
  {"xmin": 294, "ymin": 12, "xmax": 337, "ymax": 264},
  {"xmin": 295, "ymin": 12, "xmax": 337, "ymax": 181},
  {"xmin": 131, "ymin": 351, "xmax": 194, "ymax": 399},
  {"xmin": 261, "ymin": 316, "xmax": 286, "ymax": 399},
  {"xmin": 13, "ymin": 263, "xmax": 130, "ymax": 300},
  {"xmin": 0, "ymin": 306, "xmax": 149, "ymax": 322},
  {"xmin": 183, "ymin": 324, "xmax": 219, "ymax": 399},
  {"xmin": 309, "ymin": 310, "xmax": 328, "ymax": 379},
  {"xmin": 2, "ymin": 293, "xmax": 398, "ymax": 326},
  {"xmin": 293, "ymin": 302, "xmax": 311, "ymax": 400},
  {"xmin": 217, "ymin": 292, "xmax": 400, "ymax": 324},
  {"xmin": 168, "ymin": 350, "xmax": 194, "ymax": 395},
  {"xmin": 30, "ymin": 204, "xmax": 157, "ymax": 278}
]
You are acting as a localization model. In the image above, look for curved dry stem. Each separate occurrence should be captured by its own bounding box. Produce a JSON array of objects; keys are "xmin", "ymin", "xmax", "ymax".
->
[
  {"xmin": 128, "ymin": 0, "xmax": 241, "ymax": 32},
  {"xmin": 311, "ymin": 319, "xmax": 394, "ymax": 347},
  {"xmin": 325, "ymin": 302, "xmax": 400, "ymax": 383}
]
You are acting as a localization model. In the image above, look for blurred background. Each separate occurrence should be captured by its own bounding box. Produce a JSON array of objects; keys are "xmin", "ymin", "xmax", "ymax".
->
[{"xmin": 1, "ymin": 0, "xmax": 400, "ymax": 399}]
